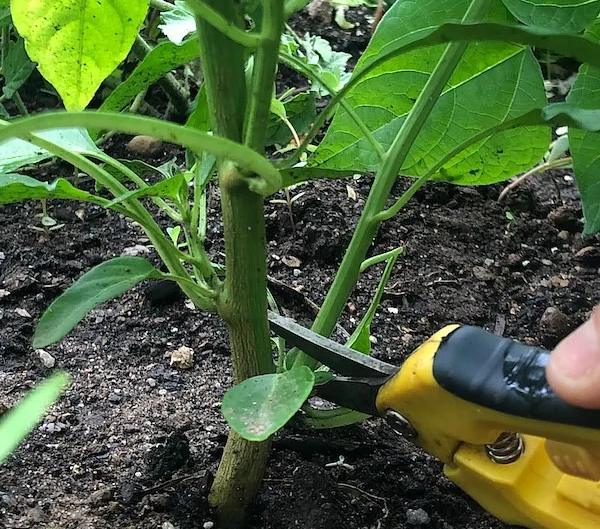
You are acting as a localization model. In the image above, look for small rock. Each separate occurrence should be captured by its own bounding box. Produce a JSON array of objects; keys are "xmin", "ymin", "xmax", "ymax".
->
[
  {"xmin": 557, "ymin": 230, "xmax": 570, "ymax": 241},
  {"xmin": 484, "ymin": 258, "xmax": 495, "ymax": 267},
  {"xmin": 89, "ymin": 487, "xmax": 114, "ymax": 506},
  {"xmin": 574, "ymin": 246, "xmax": 600, "ymax": 267},
  {"xmin": 36, "ymin": 349, "xmax": 56, "ymax": 369},
  {"xmin": 406, "ymin": 508, "xmax": 430, "ymax": 526},
  {"xmin": 539, "ymin": 307, "xmax": 575, "ymax": 347},
  {"xmin": 158, "ymin": 389, "xmax": 168, "ymax": 396},
  {"xmin": 121, "ymin": 245, "xmax": 151, "ymax": 257},
  {"xmin": 541, "ymin": 259, "xmax": 553, "ymax": 266},
  {"xmin": 472, "ymin": 265, "xmax": 494, "ymax": 281},
  {"xmin": 169, "ymin": 346, "xmax": 195, "ymax": 369},
  {"xmin": 15, "ymin": 308, "xmax": 32, "ymax": 318},
  {"xmin": 547, "ymin": 206, "xmax": 581, "ymax": 232},
  {"xmin": 307, "ymin": 0, "xmax": 332, "ymax": 24},
  {"xmin": 126, "ymin": 135, "xmax": 164, "ymax": 156},
  {"xmin": 146, "ymin": 377, "xmax": 157, "ymax": 388},
  {"xmin": 506, "ymin": 253, "xmax": 521, "ymax": 268},
  {"xmin": 162, "ymin": 523, "xmax": 176, "ymax": 529},
  {"xmin": 2, "ymin": 268, "xmax": 36, "ymax": 292},
  {"xmin": 203, "ymin": 522, "xmax": 214, "ymax": 529},
  {"xmin": 550, "ymin": 275, "xmax": 570, "ymax": 288},
  {"xmin": 282, "ymin": 255, "xmax": 301, "ymax": 268},
  {"xmin": 108, "ymin": 393, "xmax": 123, "ymax": 404},
  {"xmin": 0, "ymin": 289, "xmax": 10, "ymax": 300}
]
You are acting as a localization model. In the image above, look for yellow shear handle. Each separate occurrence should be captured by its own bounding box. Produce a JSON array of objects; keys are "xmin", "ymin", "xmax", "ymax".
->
[{"xmin": 376, "ymin": 325, "xmax": 600, "ymax": 529}]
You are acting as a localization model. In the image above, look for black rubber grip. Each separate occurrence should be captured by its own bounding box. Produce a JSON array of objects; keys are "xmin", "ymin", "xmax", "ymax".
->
[{"xmin": 432, "ymin": 326, "xmax": 600, "ymax": 429}]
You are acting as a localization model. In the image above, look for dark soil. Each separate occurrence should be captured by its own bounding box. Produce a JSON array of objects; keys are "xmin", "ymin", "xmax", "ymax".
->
[{"xmin": 2, "ymin": 6, "xmax": 598, "ymax": 529}]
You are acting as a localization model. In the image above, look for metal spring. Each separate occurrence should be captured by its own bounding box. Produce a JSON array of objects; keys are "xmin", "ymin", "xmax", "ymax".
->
[{"xmin": 486, "ymin": 432, "xmax": 525, "ymax": 464}]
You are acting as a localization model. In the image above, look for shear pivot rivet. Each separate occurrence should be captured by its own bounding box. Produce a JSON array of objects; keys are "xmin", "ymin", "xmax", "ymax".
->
[{"xmin": 384, "ymin": 410, "xmax": 417, "ymax": 439}]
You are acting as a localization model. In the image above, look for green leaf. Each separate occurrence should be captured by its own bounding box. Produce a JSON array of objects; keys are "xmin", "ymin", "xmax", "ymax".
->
[
  {"xmin": 501, "ymin": 0, "xmax": 600, "ymax": 33},
  {"xmin": 347, "ymin": 248, "xmax": 402, "ymax": 354},
  {"xmin": 567, "ymin": 65, "xmax": 600, "ymax": 235},
  {"xmin": 106, "ymin": 172, "xmax": 186, "ymax": 207},
  {"xmin": 101, "ymin": 37, "xmax": 200, "ymax": 113},
  {"xmin": 0, "ymin": 126, "xmax": 99, "ymax": 173},
  {"xmin": 0, "ymin": 373, "xmax": 70, "ymax": 464},
  {"xmin": 2, "ymin": 37, "xmax": 36, "ymax": 100},
  {"xmin": 299, "ymin": 1, "xmax": 550, "ymax": 185},
  {"xmin": 34, "ymin": 257, "xmax": 160, "ymax": 348},
  {"xmin": 0, "ymin": 173, "xmax": 107, "ymax": 205},
  {"xmin": 10, "ymin": 0, "xmax": 150, "ymax": 110},
  {"xmin": 222, "ymin": 367, "xmax": 315, "ymax": 441},
  {"xmin": 267, "ymin": 92, "xmax": 316, "ymax": 147},
  {"xmin": 159, "ymin": 0, "xmax": 196, "ymax": 45}
]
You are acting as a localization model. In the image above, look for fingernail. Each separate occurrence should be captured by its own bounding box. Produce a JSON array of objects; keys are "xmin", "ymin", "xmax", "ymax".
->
[{"xmin": 552, "ymin": 316, "xmax": 600, "ymax": 380}]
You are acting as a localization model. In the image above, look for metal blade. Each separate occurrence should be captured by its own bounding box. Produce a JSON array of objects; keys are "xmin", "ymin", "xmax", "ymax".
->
[{"xmin": 268, "ymin": 311, "xmax": 398, "ymax": 378}]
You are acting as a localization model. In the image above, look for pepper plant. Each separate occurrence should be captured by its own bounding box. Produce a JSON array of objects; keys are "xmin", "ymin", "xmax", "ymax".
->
[{"xmin": 2, "ymin": 0, "xmax": 600, "ymax": 527}]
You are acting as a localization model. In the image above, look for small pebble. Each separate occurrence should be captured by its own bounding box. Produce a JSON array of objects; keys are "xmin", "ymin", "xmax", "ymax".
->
[
  {"xmin": 539, "ymin": 307, "xmax": 575, "ymax": 347},
  {"xmin": 162, "ymin": 523, "xmax": 176, "ymax": 529},
  {"xmin": 126, "ymin": 135, "xmax": 164, "ymax": 156},
  {"xmin": 558, "ymin": 230, "xmax": 570, "ymax": 240},
  {"xmin": 121, "ymin": 245, "xmax": 151, "ymax": 257},
  {"xmin": 169, "ymin": 346, "xmax": 195, "ymax": 369},
  {"xmin": 36, "ymin": 349, "xmax": 56, "ymax": 369},
  {"xmin": 483, "ymin": 258, "xmax": 494, "ymax": 267},
  {"xmin": 406, "ymin": 508, "xmax": 430, "ymax": 525},
  {"xmin": 203, "ymin": 522, "xmax": 214, "ymax": 529},
  {"xmin": 472, "ymin": 265, "xmax": 494, "ymax": 281},
  {"xmin": 547, "ymin": 206, "xmax": 581, "ymax": 232},
  {"xmin": 146, "ymin": 378, "xmax": 157, "ymax": 388},
  {"xmin": 541, "ymin": 259, "xmax": 553, "ymax": 266},
  {"xmin": 89, "ymin": 487, "xmax": 114, "ymax": 506},
  {"xmin": 158, "ymin": 389, "xmax": 168, "ymax": 396}
]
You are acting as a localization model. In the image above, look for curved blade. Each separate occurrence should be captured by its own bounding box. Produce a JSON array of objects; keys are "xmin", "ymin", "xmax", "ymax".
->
[{"xmin": 268, "ymin": 311, "xmax": 397, "ymax": 378}]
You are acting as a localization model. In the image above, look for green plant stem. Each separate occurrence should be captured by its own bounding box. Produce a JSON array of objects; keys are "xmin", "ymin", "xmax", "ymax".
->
[
  {"xmin": 13, "ymin": 92, "xmax": 28, "ymax": 116},
  {"xmin": 186, "ymin": 0, "xmax": 262, "ymax": 48},
  {"xmin": 293, "ymin": 0, "xmax": 491, "ymax": 370},
  {"xmin": 133, "ymin": 36, "xmax": 191, "ymax": 117},
  {"xmin": 244, "ymin": 0, "xmax": 285, "ymax": 151},
  {"xmin": 193, "ymin": 1, "xmax": 276, "ymax": 527}
]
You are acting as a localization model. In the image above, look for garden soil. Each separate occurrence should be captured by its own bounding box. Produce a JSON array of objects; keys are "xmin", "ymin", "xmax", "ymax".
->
[{"xmin": 1, "ymin": 7, "xmax": 598, "ymax": 529}]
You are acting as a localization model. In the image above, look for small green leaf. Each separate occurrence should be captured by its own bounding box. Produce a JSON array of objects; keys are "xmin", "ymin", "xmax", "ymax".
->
[
  {"xmin": 501, "ymin": 0, "xmax": 600, "ymax": 33},
  {"xmin": 0, "ymin": 173, "xmax": 106, "ymax": 205},
  {"xmin": 348, "ymin": 248, "xmax": 402, "ymax": 354},
  {"xmin": 222, "ymin": 367, "xmax": 315, "ymax": 441},
  {"xmin": 0, "ymin": 372, "xmax": 70, "ymax": 464},
  {"xmin": 106, "ymin": 173, "xmax": 187, "ymax": 207},
  {"xmin": 11, "ymin": 0, "xmax": 150, "ymax": 110},
  {"xmin": 101, "ymin": 37, "xmax": 199, "ymax": 113},
  {"xmin": 2, "ymin": 37, "xmax": 36, "ymax": 100},
  {"xmin": 34, "ymin": 257, "xmax": 160, "ymax": 348}
]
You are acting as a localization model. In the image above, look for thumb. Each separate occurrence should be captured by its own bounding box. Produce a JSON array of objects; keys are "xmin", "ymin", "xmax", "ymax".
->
[{"xmin": 547, "ymin": 306, "xmax": 600, "ymax": 409}]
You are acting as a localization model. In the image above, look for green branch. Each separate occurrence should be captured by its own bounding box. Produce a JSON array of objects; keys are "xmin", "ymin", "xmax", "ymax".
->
[
  {"xmin": 293, "ymin": 0, "xmax": 491, "ymax": 370},
  {"xmin": 244, "ymin": 0, "xmax": 285, "ymax": 151}
]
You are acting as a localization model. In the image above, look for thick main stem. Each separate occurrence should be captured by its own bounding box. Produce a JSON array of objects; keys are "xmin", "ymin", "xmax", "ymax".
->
[
  {"xmin": 294, "ymin": 0, "xmax": 491, "ymax": 368},
  {"xmin": 194, "ymin": 1, "xmax": 277, "ymax": 527}
]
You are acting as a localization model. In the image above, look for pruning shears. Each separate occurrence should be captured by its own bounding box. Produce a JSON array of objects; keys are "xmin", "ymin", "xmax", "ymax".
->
[{"xmin": 268, "ymin": 312, "xmax": 600, "ymax": 529}]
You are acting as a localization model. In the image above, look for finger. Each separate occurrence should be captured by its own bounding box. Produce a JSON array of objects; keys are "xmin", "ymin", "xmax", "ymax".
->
[{"xmin": 547, "ymin": 306, "xmax": 600, "ymax": 409}]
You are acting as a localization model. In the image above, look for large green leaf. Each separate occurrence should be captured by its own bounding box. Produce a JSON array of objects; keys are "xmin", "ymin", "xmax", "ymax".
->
[
  {"xmin": 2, "ymin": 37, "xmax": 36, "ymax": 100},
  {"xmin": 0, "ymin": 373, "xmax": 70, "ymax": 464},
  {"xmin": 0, "ymin": 126, "xmax": 100, "ymax": 173},
  {"xmin": 568, "ymin": 65, "xmax": 600, "ymax": 235},
  {"xmin": 10, "ymin": 0, "xmax": 150, "ymax": 110},
  {"xmin": 0, "ymin": 173, "xmax": 107, "ymax": 205},
  {"xmin": 501, "ymin": 0, "xmax": 600, "ymax": 33},
  {"xmin": 34, "ymin": 257, "xmax": 160, "ymax": 348},
  {"xmin": 101, "ymin": 37, "xmax": 200, "ymax": 113},
  {"xmin": 300, "ymin": 0, "xmax": 549, "ymax": 185},
  {"xmin": 222, "ymin": 367, "xmax": 315, "ymax": 441}
]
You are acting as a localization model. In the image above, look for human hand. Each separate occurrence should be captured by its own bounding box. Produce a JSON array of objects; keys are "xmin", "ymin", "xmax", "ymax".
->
[{"xmin": 547, "ymin": 307, "xmax": 600, "ymax": 409}]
